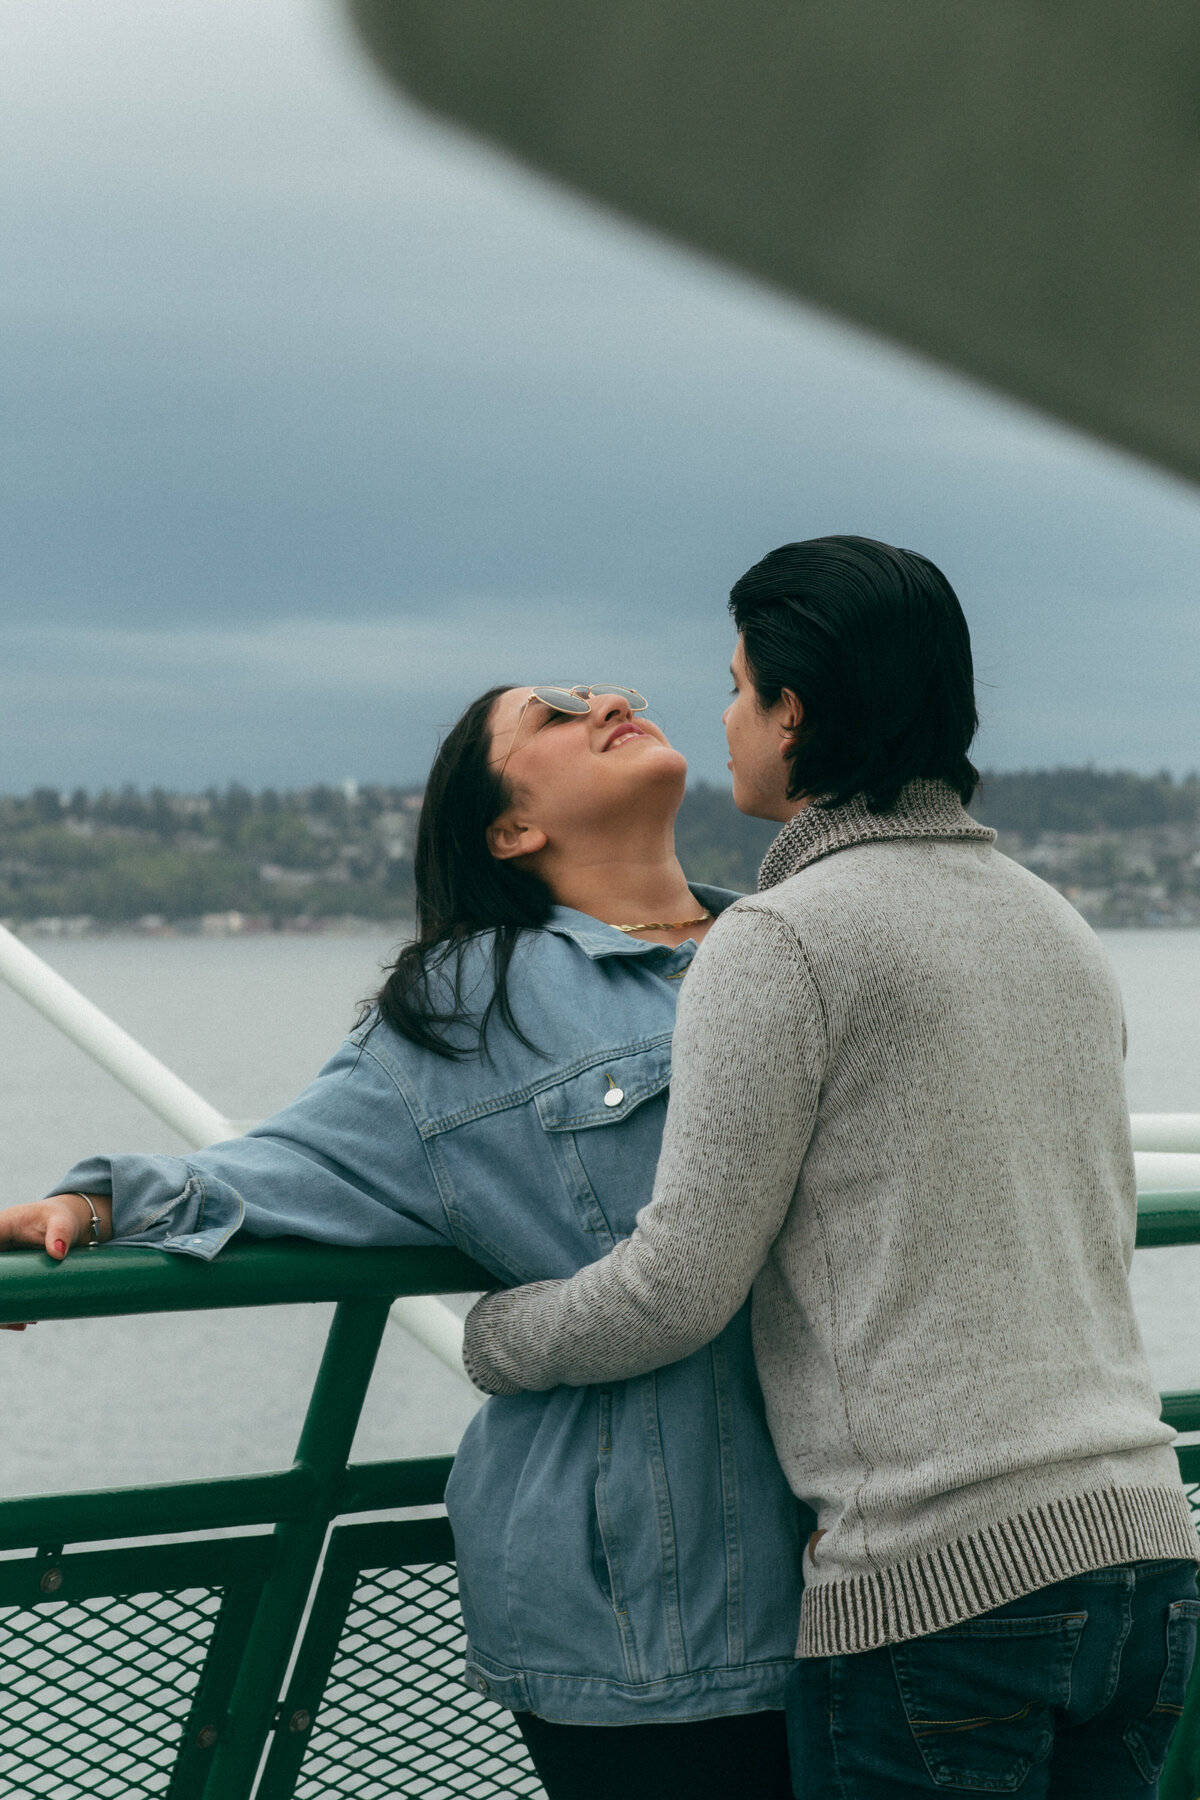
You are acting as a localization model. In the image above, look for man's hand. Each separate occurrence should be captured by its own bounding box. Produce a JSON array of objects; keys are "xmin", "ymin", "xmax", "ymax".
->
[{"xmin": 0, "ymin": 1194, "xmax": 113, "ymax": 1330}]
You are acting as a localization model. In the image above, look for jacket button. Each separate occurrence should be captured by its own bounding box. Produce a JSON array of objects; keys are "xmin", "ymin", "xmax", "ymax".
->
[{"xmin": 603, "ymin": 1087, "xmax": 624, "ymax": 1107}]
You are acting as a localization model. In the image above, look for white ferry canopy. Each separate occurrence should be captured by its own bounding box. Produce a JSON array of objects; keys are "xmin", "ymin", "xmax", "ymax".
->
[{"xmin": 347, "ymin": 0, "xmax": 1200, "ymax": 490}]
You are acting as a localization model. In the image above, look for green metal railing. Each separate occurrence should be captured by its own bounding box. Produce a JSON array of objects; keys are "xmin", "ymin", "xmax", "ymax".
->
[
  {"xmin": 2, "ymin": 1201, "xmax": 1200, "ymax": 1798},
  {"xmin": 0, "ymin": 1239, "xmax": 544, "ymax": 1800}
]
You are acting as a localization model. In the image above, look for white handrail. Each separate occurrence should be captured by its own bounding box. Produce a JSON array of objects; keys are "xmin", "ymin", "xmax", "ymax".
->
[
  {"xmin": 0, "ymin": 924, "xmax": 233, "ymax": 1149},
  {"xmin": 1131, "ymin": 1115, "xmax": 1200, "ymax": 1156},
  {"xmin": 1134, "ymin": 1152, "xmax": 1200, "ymax": 1193},
  {"xmin": 0, "ymin": 923, "xmax": 472, "ymax": 1387},
  {"xmin": 388, "ymin": 1294, "xmax": 472, "ymax": 1370}
]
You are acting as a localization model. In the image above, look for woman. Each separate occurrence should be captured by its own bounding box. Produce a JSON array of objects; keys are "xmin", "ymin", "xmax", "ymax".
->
[{"xmin": 0, "ymin": 684, "xmax": 804, "ymax": 1800}]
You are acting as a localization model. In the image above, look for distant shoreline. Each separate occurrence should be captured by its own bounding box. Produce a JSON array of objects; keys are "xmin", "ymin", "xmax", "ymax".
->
[
  {"xmin": 4, "ymin": 771, "xmax": 1200, "ymax": 934},
  {"xmin": 6, "ymin": 914, "xmax": 1199, "ymax": 941},
  {"xmin": 4, "ymin": 914, "xmax": 415, "ymax": 942}
]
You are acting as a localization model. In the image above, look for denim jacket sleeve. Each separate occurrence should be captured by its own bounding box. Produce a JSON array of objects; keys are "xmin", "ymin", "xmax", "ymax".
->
[{"xmin": 51, "ymin": 1034, "xmax": 451, "ymax": 1261}]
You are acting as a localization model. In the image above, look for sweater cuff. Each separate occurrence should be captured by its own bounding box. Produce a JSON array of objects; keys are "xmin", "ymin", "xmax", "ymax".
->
[
  {"xmin": 462, "ymin": 1287, "xmax": 563, "ymax": 1394},
  {"xmin": 462, "ymin": 1294, "xmax": 523, "ymax": 1394}
]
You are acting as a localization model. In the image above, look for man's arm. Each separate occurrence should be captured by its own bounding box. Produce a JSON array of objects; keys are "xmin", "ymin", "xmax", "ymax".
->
[{"xmin": 463, "ymin": 906, "xmax": 826, "ymax": 1392}]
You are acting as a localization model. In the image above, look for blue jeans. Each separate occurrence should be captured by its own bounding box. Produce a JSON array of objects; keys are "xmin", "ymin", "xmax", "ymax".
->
[{"xmin": 786, "ymin": 1560, "xmax": 1200, "ymax": 1796}]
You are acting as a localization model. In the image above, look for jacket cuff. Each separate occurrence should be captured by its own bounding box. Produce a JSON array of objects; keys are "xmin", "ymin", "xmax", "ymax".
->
[{"xmin": 51, "ymin": 1154, "xmax": 244, "ymax": 1260}]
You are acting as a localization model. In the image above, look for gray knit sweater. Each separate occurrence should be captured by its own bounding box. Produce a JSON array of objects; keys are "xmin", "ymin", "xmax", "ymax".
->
[{"xmin": 464, "ymin": 780, "xmax": 1197, "ymax": 1656}]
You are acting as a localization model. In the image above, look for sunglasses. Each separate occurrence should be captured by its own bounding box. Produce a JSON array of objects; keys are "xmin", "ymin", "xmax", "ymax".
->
[{"xmin": 495, "ymin": 685, "xmax": 648, "ymax": 780}]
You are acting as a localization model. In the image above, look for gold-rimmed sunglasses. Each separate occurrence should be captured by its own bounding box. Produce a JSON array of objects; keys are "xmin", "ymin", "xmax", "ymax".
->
[{"xmin": 495, "ymin": 685, "xmax": 648, "ymax": 780}]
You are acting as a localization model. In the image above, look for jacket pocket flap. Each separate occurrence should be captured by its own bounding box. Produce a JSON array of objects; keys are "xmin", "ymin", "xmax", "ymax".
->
[{"xmin": 535, "ymin": 1044, "xmax": 672, "ymax": 1132}]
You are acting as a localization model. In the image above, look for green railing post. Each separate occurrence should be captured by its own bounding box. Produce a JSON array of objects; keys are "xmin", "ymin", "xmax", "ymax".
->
[
  {"xmin": 2, "ymin": 1214, "xmax": 1200, "ymax": 1796},
  {"xmin": 200, "ymin": 1297, "xmax": 393, "ymax": 1800}
]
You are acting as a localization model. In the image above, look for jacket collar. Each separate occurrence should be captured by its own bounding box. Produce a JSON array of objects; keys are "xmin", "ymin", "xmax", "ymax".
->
[
  {"xmin": 758, "ymin": 779, "xmax": 995, "ymax": 892},
  {"xmin": 543, "ymin": 882, "xmax": 741, "ymax": 959}
]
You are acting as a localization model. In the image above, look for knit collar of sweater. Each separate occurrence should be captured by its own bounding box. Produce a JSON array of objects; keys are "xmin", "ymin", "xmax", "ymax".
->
[{"xmin": 757, "ymin": 778, "xmax": 996, "ymax": 892}]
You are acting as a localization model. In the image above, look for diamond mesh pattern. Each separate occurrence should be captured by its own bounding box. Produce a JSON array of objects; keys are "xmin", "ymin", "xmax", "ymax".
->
[
  {"xmin": 1185, "ymin": 1481, "xmax": 1200, "ymax": 1532},
  {"xmin": 0, "ymin": 1586, "xmax": 221, "ymax": 1800},
  {"xmin": 295, "ymin": 1562, "xmax": 544, "ymax": 1800}
]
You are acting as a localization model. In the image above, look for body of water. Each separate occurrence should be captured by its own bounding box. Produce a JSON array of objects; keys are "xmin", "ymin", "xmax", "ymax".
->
[
  {"xmin": 0, "ymin": 932, "xmax": 482, "ymax": 1502},
  {"xmin": 0, "ymin": 929, "xmax": 1198, "ymax": 1500}
]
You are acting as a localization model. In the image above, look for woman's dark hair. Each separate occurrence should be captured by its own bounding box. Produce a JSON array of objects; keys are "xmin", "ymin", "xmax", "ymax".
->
[
  {"xmin": 729, "ymin": 535, "xmax": 980, "ymax": 813},
  {"xmin": 370, "ymin": 687, "xmax": 553, "ymax": 1057}
]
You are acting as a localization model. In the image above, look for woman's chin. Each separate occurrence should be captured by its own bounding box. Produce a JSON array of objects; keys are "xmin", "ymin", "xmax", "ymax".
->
[{"xmin": 638, "ymin": 741, "xmax": 688, "ymax": 784}]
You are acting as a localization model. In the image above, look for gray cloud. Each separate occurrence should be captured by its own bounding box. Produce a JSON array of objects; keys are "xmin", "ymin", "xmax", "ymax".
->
[
  {"xmin": 1, "ymin": 0, "xmax": 1198, "ymax": 790},
  {"xmin": 0, "ymin": 603, "xmax": 737, "ymax": 789}
]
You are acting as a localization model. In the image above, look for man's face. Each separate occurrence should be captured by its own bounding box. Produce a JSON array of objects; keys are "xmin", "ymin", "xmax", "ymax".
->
[{"xmin": 723, "ymin": 637, "xmax": 806, "ymax": 823}]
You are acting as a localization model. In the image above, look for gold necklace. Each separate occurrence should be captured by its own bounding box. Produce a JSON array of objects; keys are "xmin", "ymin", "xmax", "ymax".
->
[{"xmin": 610, "ymin": 909, "xmax": 711, "ymax": 935}]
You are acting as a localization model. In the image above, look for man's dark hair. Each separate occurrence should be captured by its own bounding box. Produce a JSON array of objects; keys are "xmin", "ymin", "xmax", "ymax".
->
[{"xmin": 729, "ymin": 535, "xmax": 980, "ymax": 813}]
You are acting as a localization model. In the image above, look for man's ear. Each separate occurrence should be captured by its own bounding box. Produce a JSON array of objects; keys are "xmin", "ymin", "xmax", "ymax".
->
[
  {"xmin": 778, "ymin": 688, "xmax": 805, "ymax": 749},
  {"xmin": 486, "ymin": 815, "xmax": 549, "ymax": 862}
]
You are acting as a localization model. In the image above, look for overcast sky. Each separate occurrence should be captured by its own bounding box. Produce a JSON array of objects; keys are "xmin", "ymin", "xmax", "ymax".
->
[{"xmin": 3, "ymin": 0, "xmax": 1199, "ymax": 794}]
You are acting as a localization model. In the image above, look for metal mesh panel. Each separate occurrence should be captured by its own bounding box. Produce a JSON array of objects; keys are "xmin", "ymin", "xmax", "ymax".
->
[
  {"xmin": 294, "ymin": 1562, "xmax": 544, "ymax": 1800},
  {"xmin": 1184, "ymin": 1480, "xmax": 1200, "ymax": 1531},
  {"xmin": 0, "ymin": 1586, "xmax": 222, "ymax": 1800}
]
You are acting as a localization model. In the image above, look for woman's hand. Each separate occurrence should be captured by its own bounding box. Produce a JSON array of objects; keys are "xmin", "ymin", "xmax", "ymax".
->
[{"xmin": 0, "ymin": 1194, "xmax": 113, "ymax": 1329}]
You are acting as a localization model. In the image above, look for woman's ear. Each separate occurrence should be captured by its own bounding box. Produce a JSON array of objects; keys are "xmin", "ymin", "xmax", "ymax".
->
[{"xmin": 486, "ymin": 815, "xmax": 549, "ymax": 862}]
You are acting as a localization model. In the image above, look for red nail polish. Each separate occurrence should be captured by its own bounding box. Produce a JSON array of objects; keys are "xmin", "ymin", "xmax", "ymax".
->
[{"xmin": 53, "ymin": 1239, "xmax": 67, "ymax": 1258}]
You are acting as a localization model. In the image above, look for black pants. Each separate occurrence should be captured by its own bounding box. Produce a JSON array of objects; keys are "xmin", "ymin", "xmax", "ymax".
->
[{"xmin": 512, "ymin": 1708, "xmax": 792, "ymax": 1800}]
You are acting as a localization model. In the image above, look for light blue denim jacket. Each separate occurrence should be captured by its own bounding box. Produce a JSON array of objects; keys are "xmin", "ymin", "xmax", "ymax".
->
[{"xmin": 57, "ymin": 887, "xmax": 805, "ymax": 1724}]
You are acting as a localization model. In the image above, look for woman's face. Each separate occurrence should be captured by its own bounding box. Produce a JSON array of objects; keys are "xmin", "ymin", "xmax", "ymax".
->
[{"xmin": 487, "ymin": 686, "xmax": 687, "ymax": 844}]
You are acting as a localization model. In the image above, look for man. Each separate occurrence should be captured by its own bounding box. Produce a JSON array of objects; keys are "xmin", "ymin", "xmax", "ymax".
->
[{"xmin": 463, "ymin": 536, "xmax": 1199, "ymax": 1798}]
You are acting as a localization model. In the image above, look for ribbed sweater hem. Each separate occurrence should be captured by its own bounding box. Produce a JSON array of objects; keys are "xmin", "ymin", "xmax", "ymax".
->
[{"xmin": 798, "ymin": 1483, "xmax": 1199, "ymax": 1657}]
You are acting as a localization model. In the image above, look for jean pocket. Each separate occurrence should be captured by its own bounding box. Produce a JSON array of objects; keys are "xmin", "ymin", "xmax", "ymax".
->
[
  {"xmin": 1124, "ymin": 1597, "xmax": 1200, "ymax": 1784},
  {"xmin": 890, "ymin": 1612, "xmax": 1086, "ymax": 1793}
]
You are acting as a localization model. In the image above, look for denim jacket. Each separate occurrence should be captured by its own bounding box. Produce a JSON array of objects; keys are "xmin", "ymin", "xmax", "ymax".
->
[{"xmin": 57, "ymin": 886, "xmax": 805, "ymax": 1724}]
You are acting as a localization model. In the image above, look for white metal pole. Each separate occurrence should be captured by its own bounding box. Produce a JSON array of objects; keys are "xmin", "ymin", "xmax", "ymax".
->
[
  {"xmin": 1131, "ymin": 1115, "xmax": 1200, "ymax": 1155},
  {"xmin": 1133, "ymin": 1151, "xmax": 1200, "ymax": 1192},
  {"xmin": 387, "ymin": 1294, "xmax": 471, "ymax": 1374},
  {"xmin": 0, "ymin": 923, "xmax": 233, "ymax": 1146},
  {"xmin": 0, "ymin": 923, "xmax": 472, "ymax": 1386}
]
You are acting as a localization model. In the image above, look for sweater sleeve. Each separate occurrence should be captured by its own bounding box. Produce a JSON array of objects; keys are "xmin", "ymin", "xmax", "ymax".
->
[{"xmin": 463, "ymin": 906, "xmax": 827, "ymax": 1392}]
